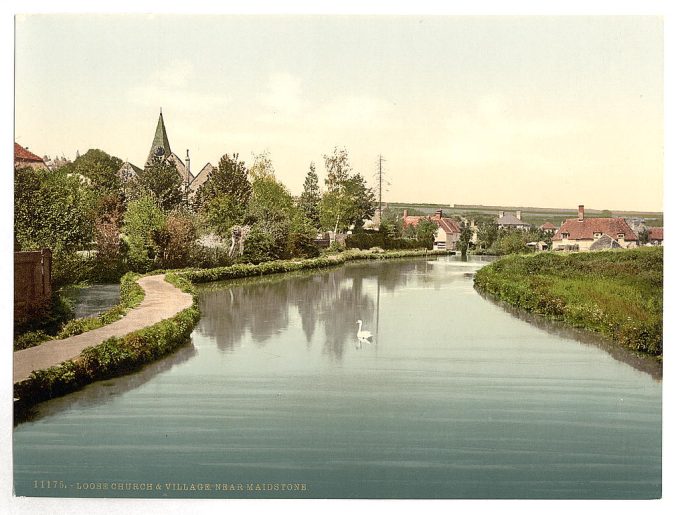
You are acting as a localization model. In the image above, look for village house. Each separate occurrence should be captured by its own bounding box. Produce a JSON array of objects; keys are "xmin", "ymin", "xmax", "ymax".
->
[
  {"xmin": 14, "ymin": 142, "xmax": 49, "ymax": 171},
  {"xmin": 539, "ymin": 221, "xmax": 557, "ymax": 236},
  {"xmin": 402, "ymin": 209, "xmax": 461, "ymax": 251},
  {"xmin": 552, "ymin": 205, "xmax": 638, "ymax": 251},
  {"xmin": 496, "ymin": 210, "xmax": 531, "ymax": 231},
  {"xmin": 648, "ymin": 227, "xmax": 663, "ymax": 246}
]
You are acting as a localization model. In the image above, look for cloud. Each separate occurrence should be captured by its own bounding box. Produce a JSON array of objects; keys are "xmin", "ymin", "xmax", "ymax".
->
[
  {"xmin": 258, "ymin": 72, "xmax": 303, "ymax": 118},
  {"xmin": 127, "ymin": 59, "xmax": 232, "ymax": 114}
]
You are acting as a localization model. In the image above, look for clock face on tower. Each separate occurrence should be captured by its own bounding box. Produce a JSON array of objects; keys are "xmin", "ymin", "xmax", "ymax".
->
[{"xmin": 154, "ymin": 146, "xmax": 165, "ymax": 158}]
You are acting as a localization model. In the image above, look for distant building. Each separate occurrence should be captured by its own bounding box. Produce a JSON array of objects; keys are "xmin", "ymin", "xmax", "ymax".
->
[
  {"xmin": 117, "ymin": 110, "xmax": 214, "ymax": 198},
  {"xmin": 539, "ymin": 221, "xmax": 557, "ymax": 236},
  {"xmin": 14, "ymin": 143, "xmax": 48, "ymax": 171},
  {"xmin": 552, "ymin": 205, "xmax": 638, "ymax": 251},
  {"xmin": 648, "ymin": 227, "xmax": 663, "ymax": 246},
  {"xmin": 403, "ymin": 209, "xmax": 461, "ymax": 251},
  {"xmin": 496, "ymin": 210, "xmax": 531, "ymax": 231}
]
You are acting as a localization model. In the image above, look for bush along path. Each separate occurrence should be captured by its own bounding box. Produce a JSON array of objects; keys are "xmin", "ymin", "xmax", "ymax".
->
[
  {"xmin": 13, "ymin": 274, "xmax": 197, "ymax": 408},
  {"xmin": 14, "ymin": 248, "xmax": 445, "ymax": 411}
]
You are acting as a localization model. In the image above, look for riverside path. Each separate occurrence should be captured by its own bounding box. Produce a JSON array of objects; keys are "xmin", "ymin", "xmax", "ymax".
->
[{"xmin": 13, "ymin": 274, "xmax": 193, "ymax": 384}]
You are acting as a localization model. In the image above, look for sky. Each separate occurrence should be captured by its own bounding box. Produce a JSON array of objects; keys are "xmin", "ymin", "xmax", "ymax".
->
[{"xmin": 13, "ymin": 15, "xmax": 664, "ymax": 212}]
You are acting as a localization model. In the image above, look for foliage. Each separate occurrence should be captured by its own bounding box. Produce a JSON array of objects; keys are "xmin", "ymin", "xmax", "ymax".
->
[
  {"xmin": 194, "ymin": 153, "xmax": 251, "ymax": 210},
  {"xmin": 241, "ymin": 226, "xmax": 279, "ymax": 264},
  {"xmin": 323, "ymin": 147, "xmax": 352, "ymax": 192},
  {"xmin": 319, "ymin": 148, "xmax": 376, "ymax": 232},
  {"xmin": 200, "ymin": 193, "xmax": 245, "ymax": 239},
  {"xmin": 129, "ymin": 158, "xmax": 184, "ymax": 212},
  {"xmin": 248, "ymin": 150, "xmax": 276, "ymax": 181},
  {"xmin": 474, "ymin": 247, "xmax": 663, "ymax": 356},
  {"xmin": 153, "ymin": 210, "xmax": 198, "ymax": 269},
  {"xmin": 14, "ymin": 167, "xmax": 95, "ymax": 253},
  {"xmin": 299, "ymin": 162, "xmax": 321, "ymax": 227},
  {"xmin": 459, "ymin": 223, "xmax": 473, "ymax": 256},
  {"xmin": 639, "ymin": 227, "xmax": 650, "ymax": 245},
  {"xmin": 123, "ymin": 194, "xmax": 167, "ymax": 272},
  {"xmin": 345, "ymin": 229, "xmax": 431, "ymax": 251},
  {"xmin": 61, "ymin": 148, "xmax": 123, "ymax": 194}
]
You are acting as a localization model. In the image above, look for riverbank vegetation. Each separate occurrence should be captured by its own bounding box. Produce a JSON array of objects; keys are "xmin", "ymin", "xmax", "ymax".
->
[{"xmin": 474, "ymin": 248, "xmax": 663, "ymax": 356}]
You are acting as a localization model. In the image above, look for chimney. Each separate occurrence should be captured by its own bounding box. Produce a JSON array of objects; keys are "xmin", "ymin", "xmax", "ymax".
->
[
  {"xmin": 578, "ymin": 205, "xmax": 585, "ymax": 222},
  {"xmin": 403, "ymin": 209, "xmax": 408, "ymax": 218},
  {"xmin": 185, "ymin": 149, "xmax": 191, "ymax": 175},
  {"xmin": 435, "ymin": 209, "xmax": 443, "ymax": 220},
  {"xmin": 498, "ymin": 210, "xmax": 504, "ymax": 218},
  {"xmin": 516, "ymin": 210, "xmax": 521, "ymax": 220}
]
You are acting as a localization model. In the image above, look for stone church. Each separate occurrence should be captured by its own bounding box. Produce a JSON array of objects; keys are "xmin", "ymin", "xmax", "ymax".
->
[{"xmin": 118, "ymin": 110, "xmax": 213, "ymax": 198}]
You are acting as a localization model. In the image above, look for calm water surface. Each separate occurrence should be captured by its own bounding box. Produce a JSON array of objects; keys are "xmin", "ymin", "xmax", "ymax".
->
[
  {"xmin": 65, "ymin": 283, "xmax": 120, "ymax": 319},
  {"xmin": 13, "ymin": 256, "xmax": 661, "ymax": 499}
]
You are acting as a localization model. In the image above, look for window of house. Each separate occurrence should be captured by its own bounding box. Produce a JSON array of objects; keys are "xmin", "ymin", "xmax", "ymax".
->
[
  {"xmin": 593, "ymin": 232, "xmax": 602, "ymax": 238},
  {"xmin": 561, "ymin": 233, "xmax": 569, "ymax": 239},
  {"xmin": 617, "ymin": 233, "xmax": 624, "ymax": 239}
]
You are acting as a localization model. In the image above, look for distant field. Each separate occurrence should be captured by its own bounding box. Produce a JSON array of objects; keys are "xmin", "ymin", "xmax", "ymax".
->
[{"xmin": 384, "ymin": 202, "xmax": 663, "ymax": 227}]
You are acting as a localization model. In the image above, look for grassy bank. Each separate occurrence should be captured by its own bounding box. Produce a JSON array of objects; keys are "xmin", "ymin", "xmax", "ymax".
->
[{"xmin": 473, "ymin": 248, "xmax": 663, "ymax": 356}]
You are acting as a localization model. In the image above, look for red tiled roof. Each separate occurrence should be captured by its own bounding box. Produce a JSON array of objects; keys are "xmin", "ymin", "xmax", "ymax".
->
[
  {"xmin": 552, "ymin": 217, "xmax": 637, "ymax": 242},
  {"xmin": 648, "ymin": 227, "xmax": 663, "ymax": 241},
  {"xmin": 403, "ymin": 213, "xmax": 460, "ymax": 235},
  {"xmin": 540, "ymin": 222, "xmax": 557, "ymax": 229},
  {"xmin": 14, "ymin": 142, "xmax": 44, "ymax": 163}
]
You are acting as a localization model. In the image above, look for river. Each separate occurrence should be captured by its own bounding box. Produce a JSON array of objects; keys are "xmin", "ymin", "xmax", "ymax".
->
[{"xmin": 13, "ymin": 255, "xmax": 662, "ymax": 499}]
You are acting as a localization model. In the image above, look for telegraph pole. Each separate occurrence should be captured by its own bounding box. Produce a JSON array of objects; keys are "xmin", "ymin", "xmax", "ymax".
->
[{"xmin": 377, "ymin": 154, "xmax": 385, "ymax": 225}]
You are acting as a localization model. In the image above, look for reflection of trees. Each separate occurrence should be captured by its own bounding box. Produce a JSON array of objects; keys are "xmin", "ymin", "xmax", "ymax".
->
[
  {"xmin": 15, "ymin": 342, "xmax": 198, "ymax": 426},
  {"xmin": 196, "ymin": 266, "xmax": 376, "ymax": 360},
  {"xmin": 196, "ymin": 256, "xmax": 476, "ymax": 362}
]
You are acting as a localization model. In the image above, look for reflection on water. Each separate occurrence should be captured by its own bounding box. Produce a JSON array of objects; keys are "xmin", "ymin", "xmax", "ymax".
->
[
  {"xmin": 477, "ymin": 291, "xmax": 663, "ymax": 380},
  {"xmin": 14, "ymin": 342, "xmax": 197, "ymax": 426},
  {"xmin": 13, "ymin": 256, "xmax": 661, "ymax": 499},
  {"xmin": 64, "ymin": 283, "xmax": 121, "ymax": 319},
  {"xmin": 196, "ymin": 258, "xmax": 476, "ymax": 360}
]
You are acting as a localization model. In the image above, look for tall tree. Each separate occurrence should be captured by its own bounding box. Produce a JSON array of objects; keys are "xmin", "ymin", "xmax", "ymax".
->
[
  {"xmin": 323, "ymin": 147, "xmax": 352, "ymax": 192},
  {"xmin": 299, "ymin": 162, "xmax": 321, "ymax": 227},
  {"xmin": 62, "ymin": 149, "xmax": 123, "ymax": 194},
  {"xmin": 195, "ymin": 153, "xmax": 252, "ymax": 210},
  {"xmin": 248, "ymin": 151, "xmax": 276, "ymax": 181},
  {"xmin": 130, "ymin": 159, "xmax": 184, "ymax": 212},
  {"xmin": 319, "ymin": 148, "xmax": 375, "ymax": 232}
]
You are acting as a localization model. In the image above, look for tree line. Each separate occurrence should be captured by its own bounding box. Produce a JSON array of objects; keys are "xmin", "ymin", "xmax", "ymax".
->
[{"xmin": 14, "ymin": 146, "xmax": 377, "ymax": 286}]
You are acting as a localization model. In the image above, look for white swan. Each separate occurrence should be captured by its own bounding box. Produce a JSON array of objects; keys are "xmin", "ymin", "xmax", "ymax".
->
[{"xmin": 356, "ymin": 320, "xmax": 373, "ymax": 341}]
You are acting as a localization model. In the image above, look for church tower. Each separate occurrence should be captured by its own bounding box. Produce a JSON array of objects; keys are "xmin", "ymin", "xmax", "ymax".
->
[{"xmin": 145, "ymin": 108, "xmax": 172, "ymax": 167}]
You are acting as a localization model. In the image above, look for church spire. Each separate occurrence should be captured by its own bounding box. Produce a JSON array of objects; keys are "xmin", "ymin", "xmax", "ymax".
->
[{"xmin": 146, "ymin": 108, "xmax": 172, "ymax": 167}]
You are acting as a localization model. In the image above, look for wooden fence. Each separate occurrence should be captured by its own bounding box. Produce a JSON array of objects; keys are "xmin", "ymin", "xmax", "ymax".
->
[{"xmin": 14, "ymin": 249, "xmax": 52, "ymax": 323}]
